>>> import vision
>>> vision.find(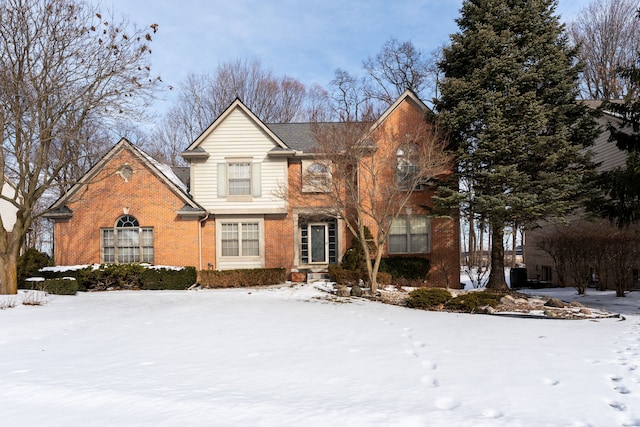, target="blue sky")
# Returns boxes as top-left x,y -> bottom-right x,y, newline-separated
102,0 -> 586,115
